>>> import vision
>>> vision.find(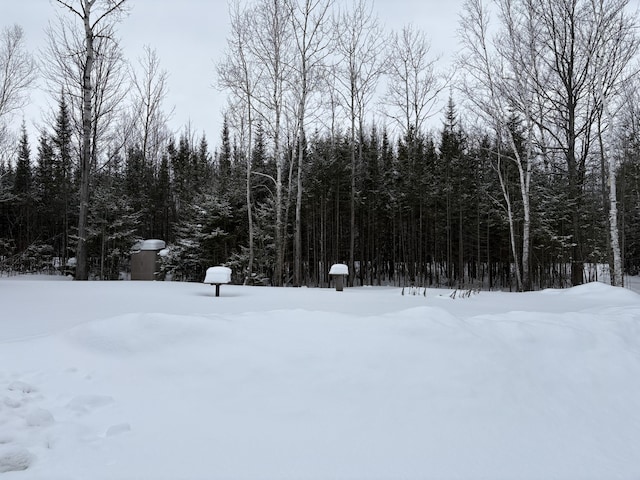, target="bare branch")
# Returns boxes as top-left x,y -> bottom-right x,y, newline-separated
0,25 -> 37,120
